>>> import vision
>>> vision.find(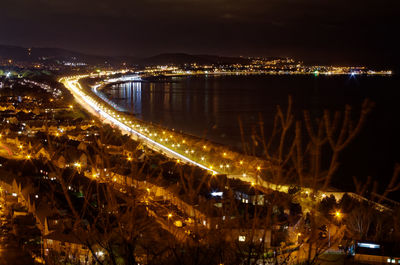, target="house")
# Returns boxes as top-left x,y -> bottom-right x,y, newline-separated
43,230 -> 97,264
353,242 -> 400,264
